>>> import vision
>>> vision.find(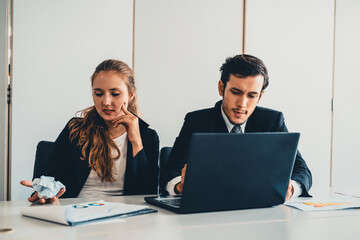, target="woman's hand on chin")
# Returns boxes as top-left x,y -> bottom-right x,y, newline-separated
112,104 -> 143,156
